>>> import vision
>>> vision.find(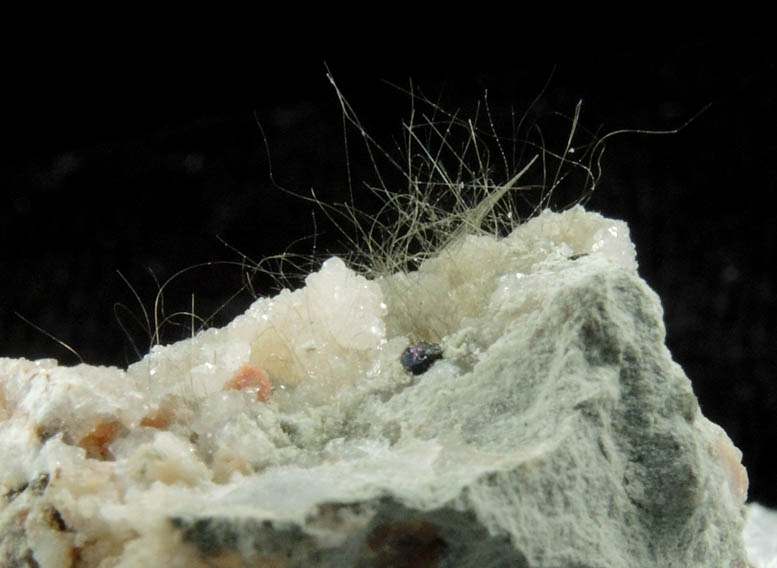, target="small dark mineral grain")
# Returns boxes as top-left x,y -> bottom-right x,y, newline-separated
400,343 -> 443,375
